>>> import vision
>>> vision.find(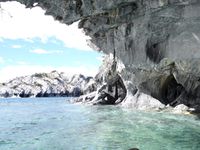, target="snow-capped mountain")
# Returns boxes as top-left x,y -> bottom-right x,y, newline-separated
0,71 -> 97,98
